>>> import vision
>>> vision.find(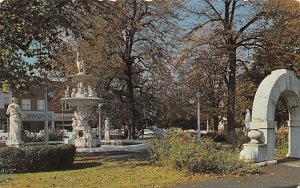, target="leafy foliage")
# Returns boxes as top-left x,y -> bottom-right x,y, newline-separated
0,0 -> 73,90
275,128 -> 288,157
147,130 -> 261,175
